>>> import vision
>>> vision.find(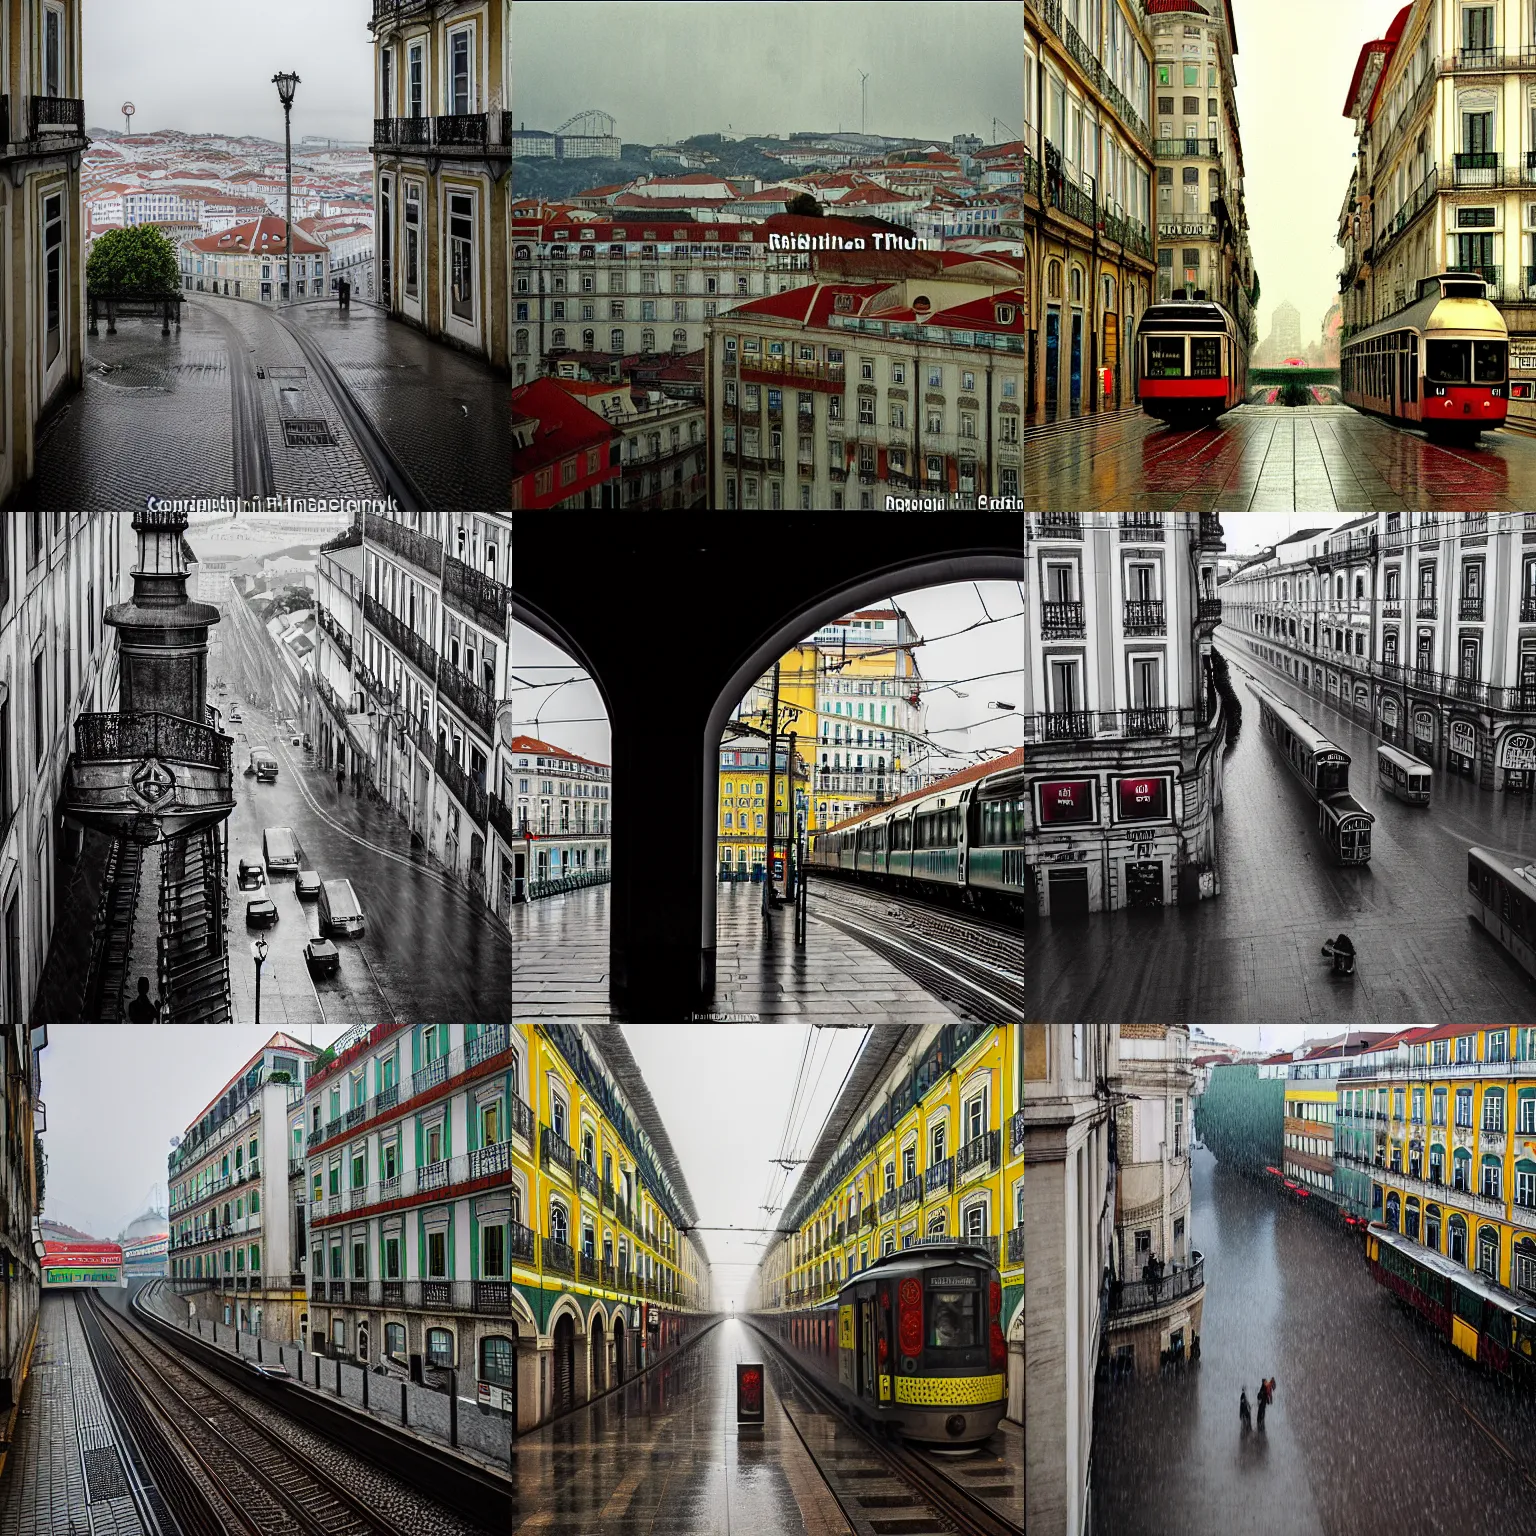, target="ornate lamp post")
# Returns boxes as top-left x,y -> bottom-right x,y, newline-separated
253,936 -> 268,1025
272,73 -> 301,303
